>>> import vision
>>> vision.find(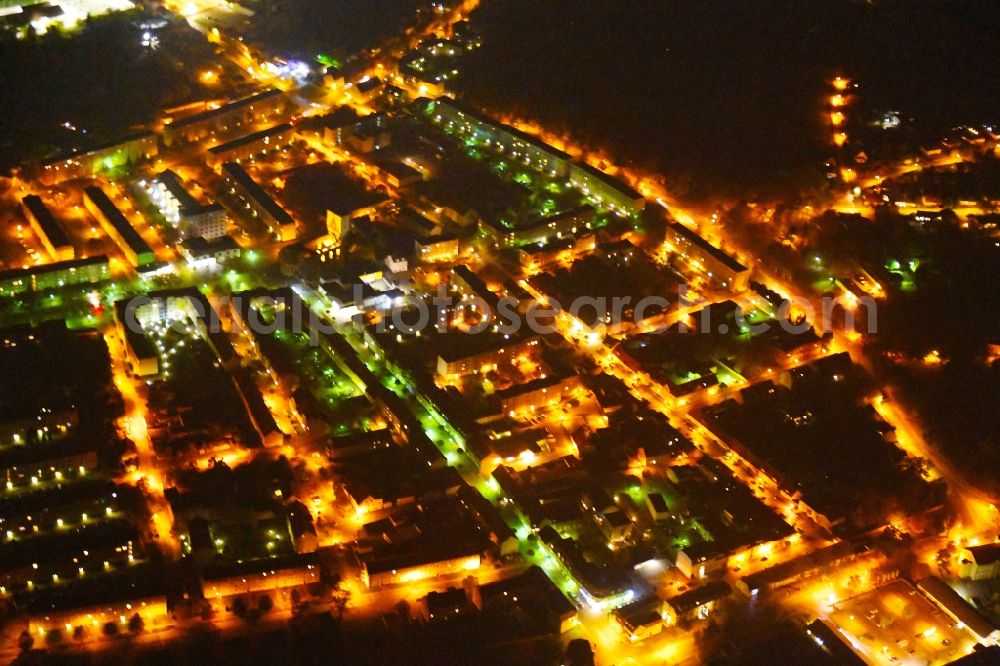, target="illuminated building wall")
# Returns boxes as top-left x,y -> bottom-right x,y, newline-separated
143,171 -> 228,241
203,564 -> 319,598
959,544 -> 1000,581
517,233 -> 597,271
362,553 -> 481,590
28,596 -> 168,638
436,337 -> 539,378
415,234 -> 461,264
428,97 -> 572,177
480,205 -> 595,249
568,162 -> 646,218
220,162 -> 296,241
206,123 -> 295,169
83,187 -> 155,267
22,195 -> 73,262
162,89 -> 288,147
0,256 -> 110,298
39,132 -> 158,185
664,222 -> 749,293
498,374 -> 585,417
